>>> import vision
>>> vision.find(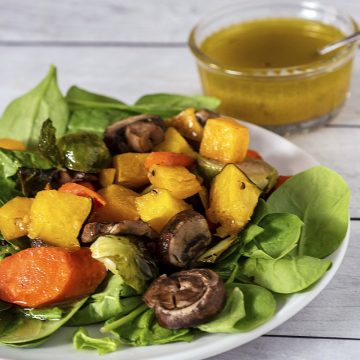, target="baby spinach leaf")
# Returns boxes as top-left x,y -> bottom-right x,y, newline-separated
67,108 -> 134,135
242,255 -> 331,293
198,287 -> 246,333
0,178 -> 21,206
73,327 -> 120,355
267,166 -> 350,258
19,307 -> 63,321
69,274 -> 141,326
135,93 -> 221,112
38,119 -> 61,166
0,65 -> 68,148
0,149 -> 52,179
0,297 -> 87,345
109,308 -> 194,346
244,213 -> 303,259
198,234 -> 238,263
229,283 -> 276,331
66,86 -> 126,109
